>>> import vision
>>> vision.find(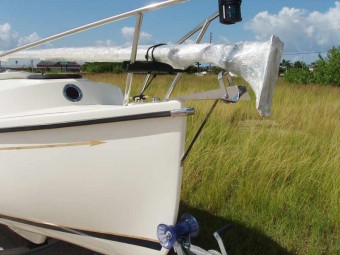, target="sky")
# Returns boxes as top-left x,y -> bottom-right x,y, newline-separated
0,0 -> 339,65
